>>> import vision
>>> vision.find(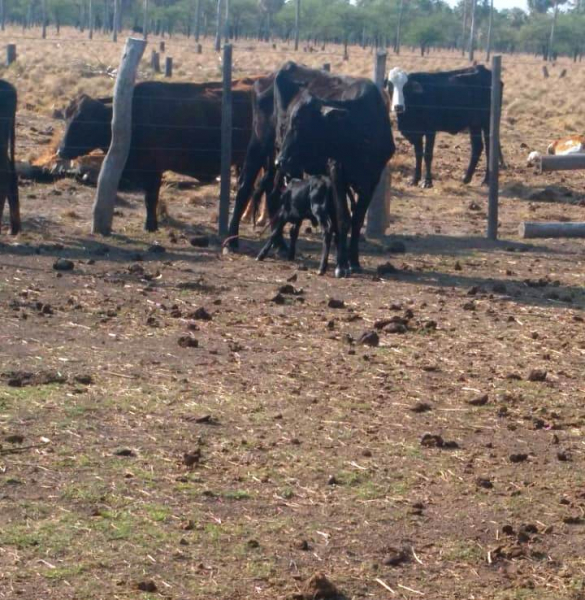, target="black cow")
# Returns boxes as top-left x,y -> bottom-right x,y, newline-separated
226,67 -> 346,252
387,65 -> 503,188
58,78 -> 268,232
276,62 -> 395,278
0,79 -> 19,235
257,175 -> 336,275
